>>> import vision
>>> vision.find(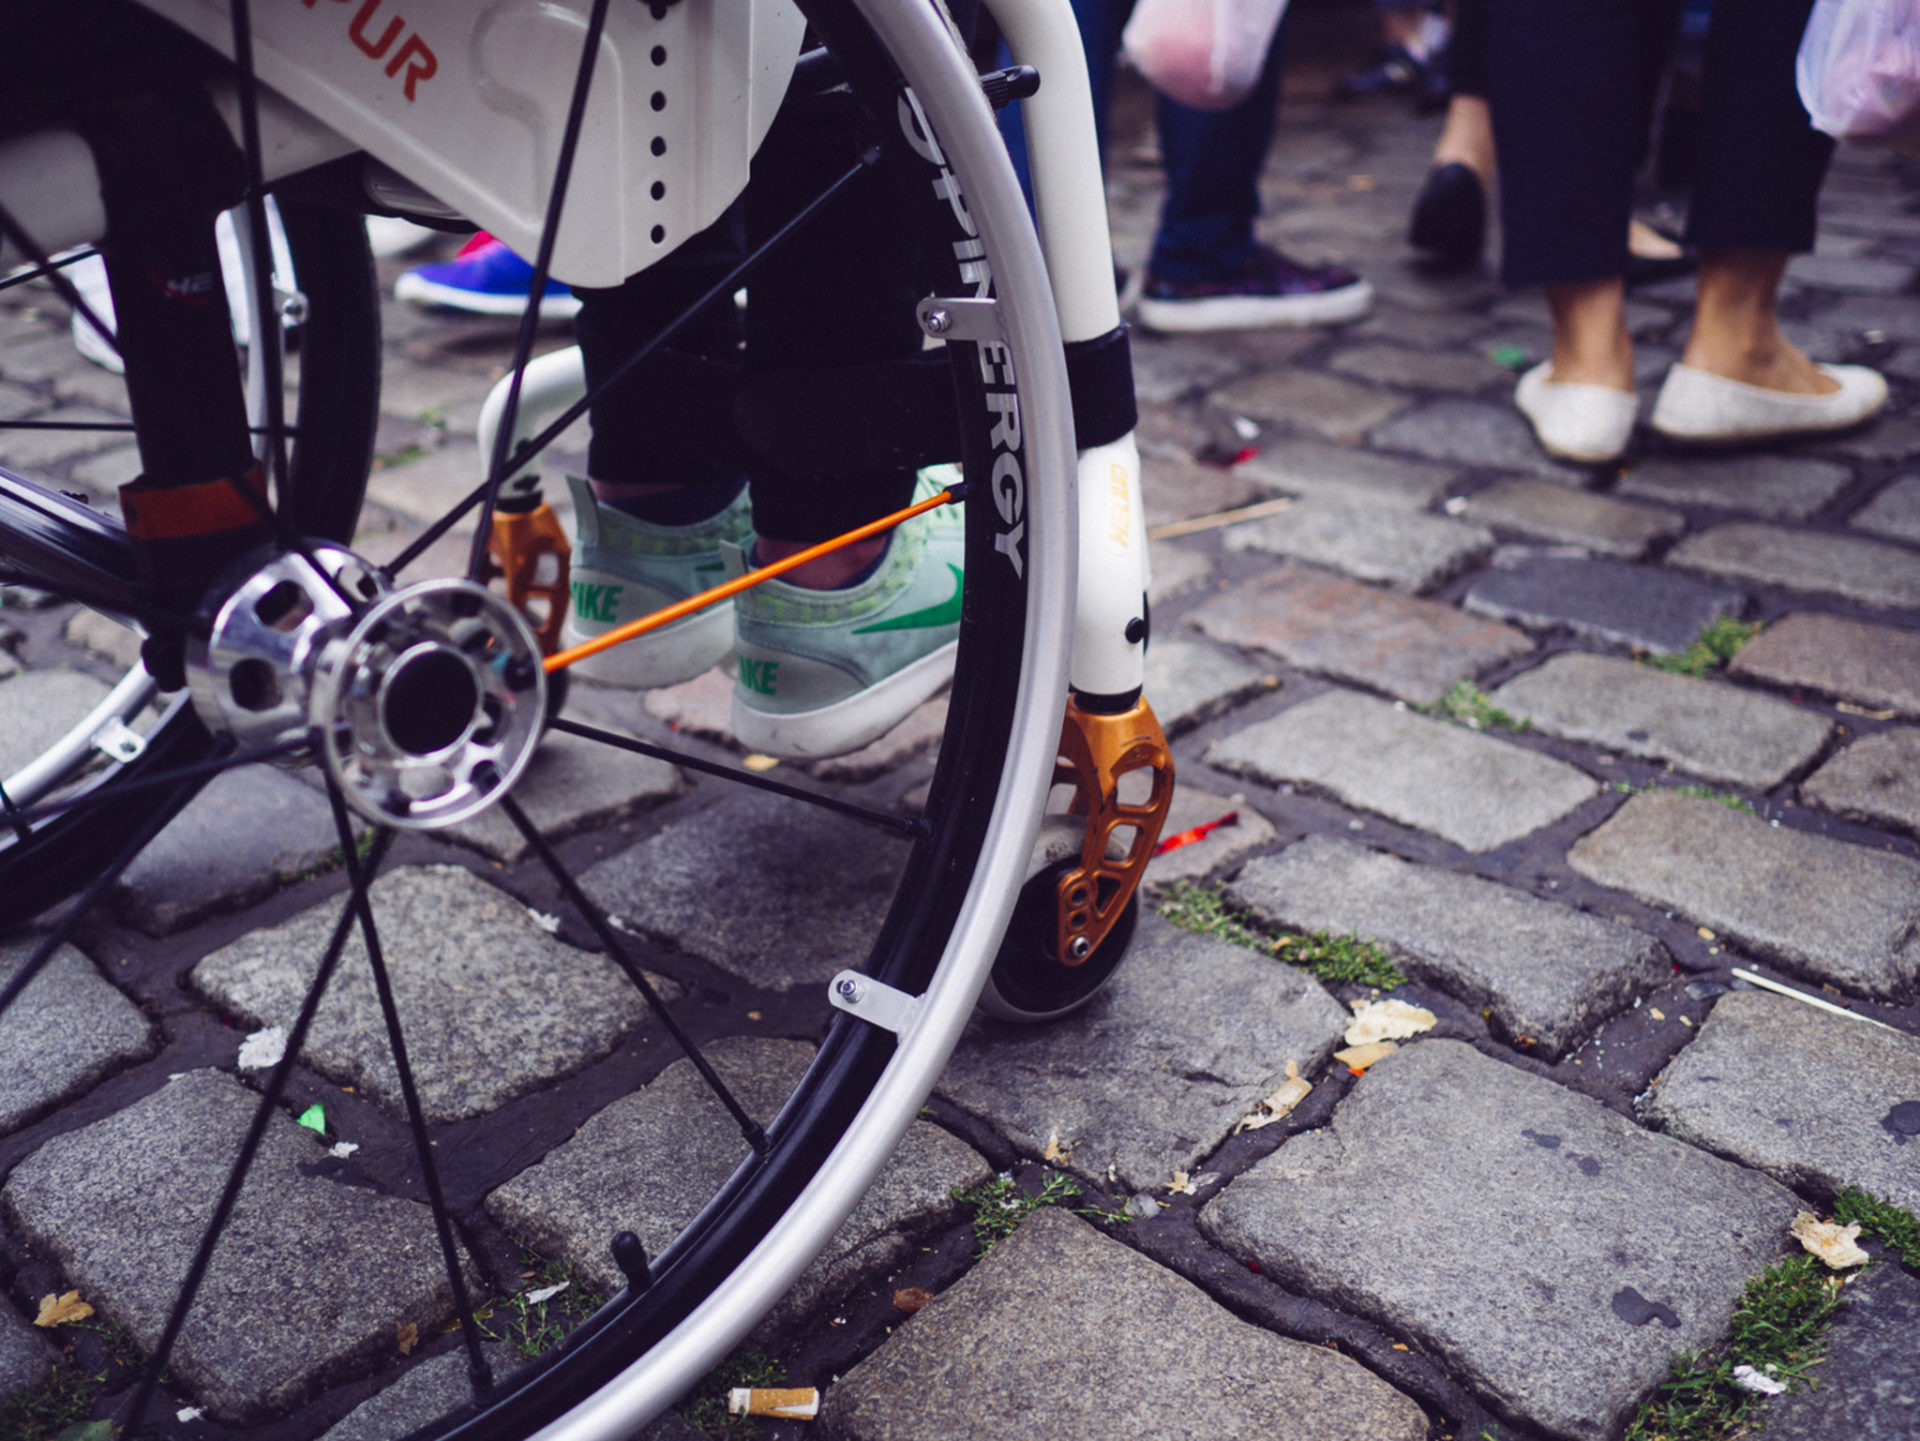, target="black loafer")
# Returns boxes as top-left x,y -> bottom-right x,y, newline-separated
1408,162 -> 1485,270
